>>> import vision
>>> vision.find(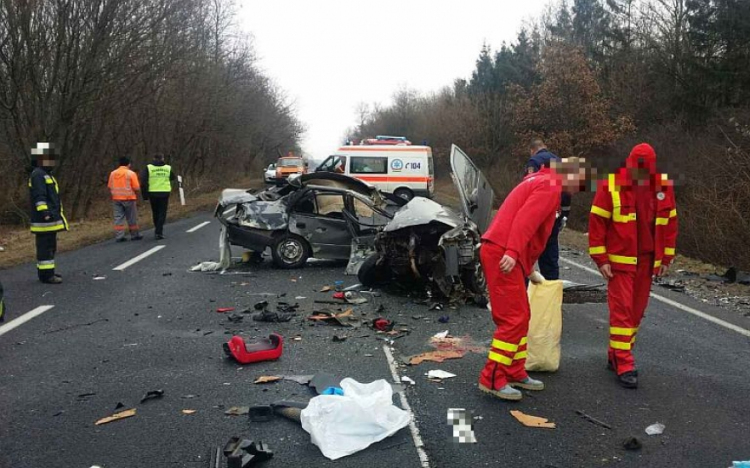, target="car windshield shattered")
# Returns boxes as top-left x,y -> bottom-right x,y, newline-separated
209,146 -> 494,303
